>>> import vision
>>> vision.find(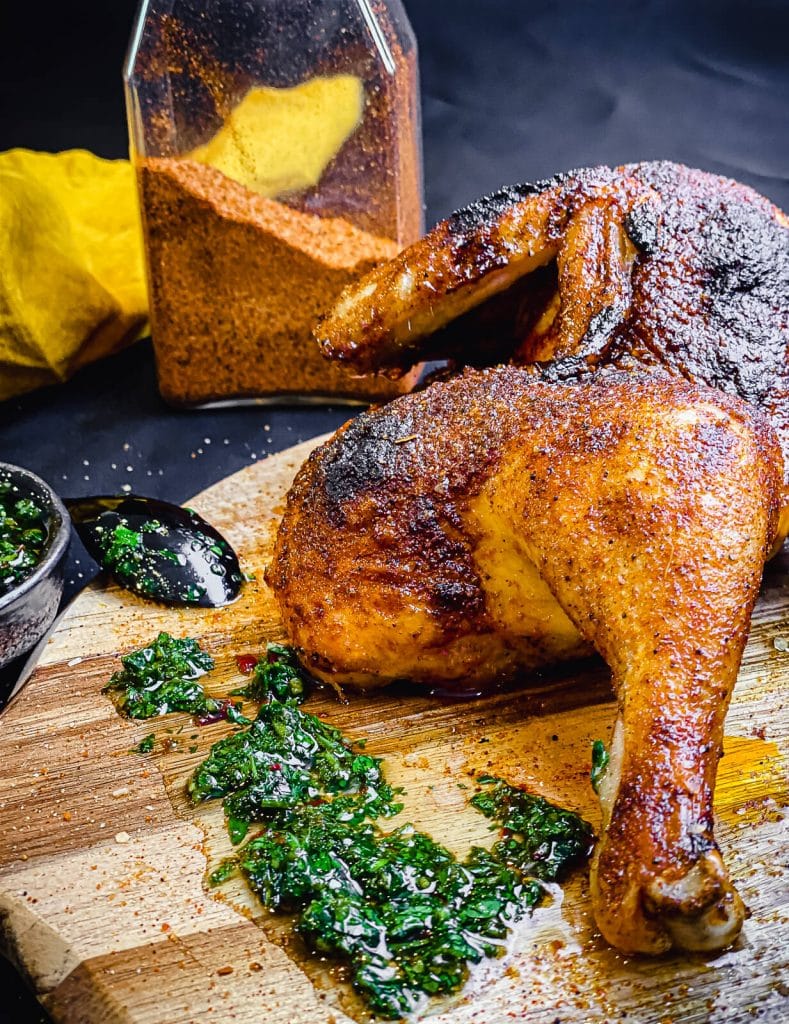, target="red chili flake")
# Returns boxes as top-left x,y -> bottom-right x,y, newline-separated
269,763 -> 281,771
235,654 -> 259,675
